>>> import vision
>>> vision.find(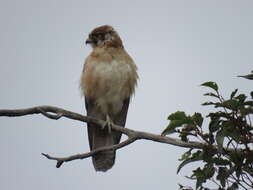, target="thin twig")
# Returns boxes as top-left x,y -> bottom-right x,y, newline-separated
41,137 -> 137,168
230,174 -> 248,190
